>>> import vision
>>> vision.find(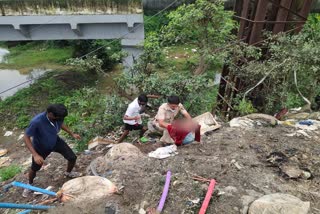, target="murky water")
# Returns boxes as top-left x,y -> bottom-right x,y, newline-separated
0,48 -> 51,99
0,69 -> 49,100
